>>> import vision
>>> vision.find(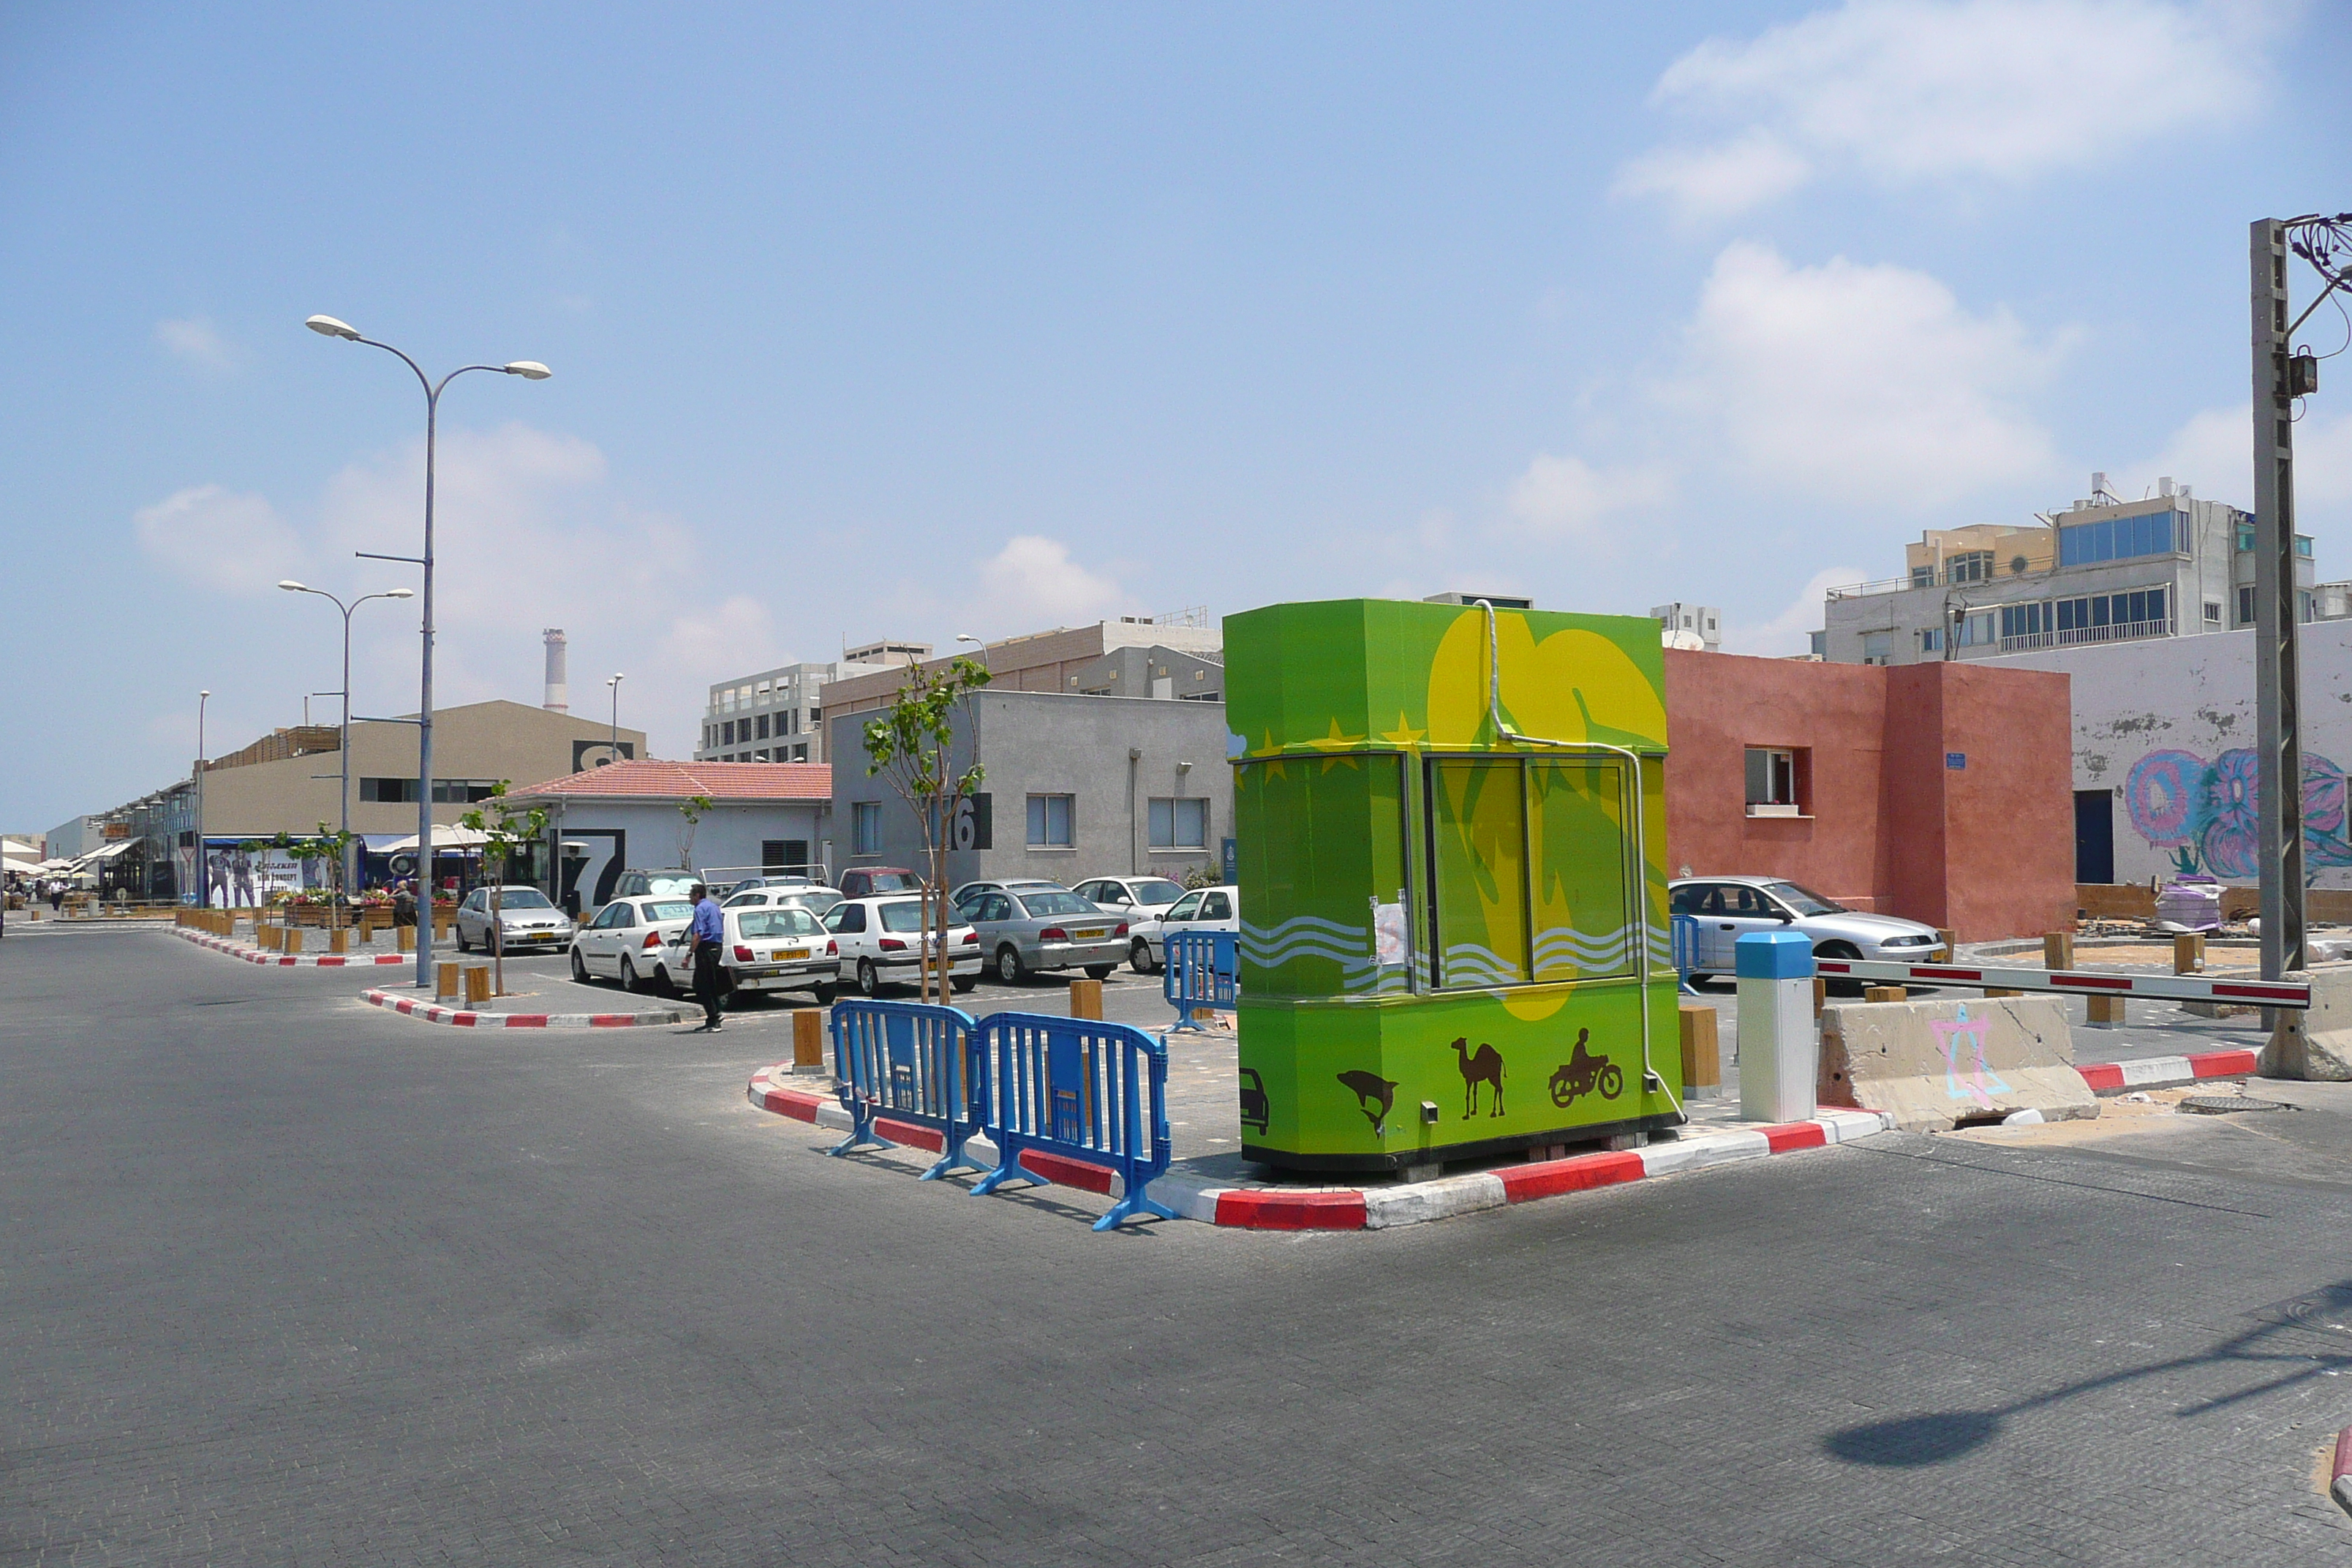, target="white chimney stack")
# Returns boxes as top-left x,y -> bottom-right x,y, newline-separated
543,628 -> 569,712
